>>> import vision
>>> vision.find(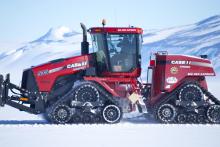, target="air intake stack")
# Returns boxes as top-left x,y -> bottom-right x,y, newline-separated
80,23 -> 89,55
